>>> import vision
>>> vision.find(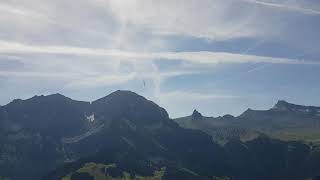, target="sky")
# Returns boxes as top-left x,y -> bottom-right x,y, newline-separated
0,0 -> 320,118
